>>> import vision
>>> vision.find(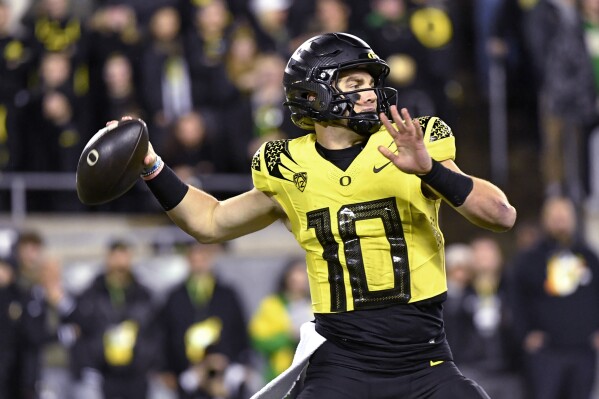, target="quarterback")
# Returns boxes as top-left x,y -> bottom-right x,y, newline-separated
126,33 -> 516,398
